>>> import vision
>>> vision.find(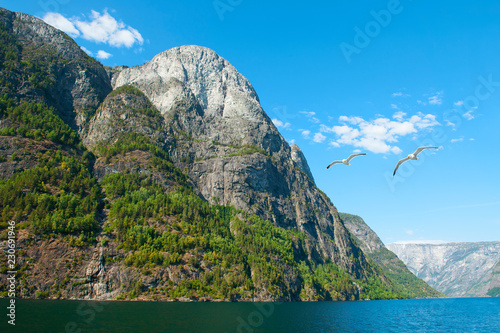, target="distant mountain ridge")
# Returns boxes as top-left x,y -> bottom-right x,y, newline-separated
387,241 -> 500,297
